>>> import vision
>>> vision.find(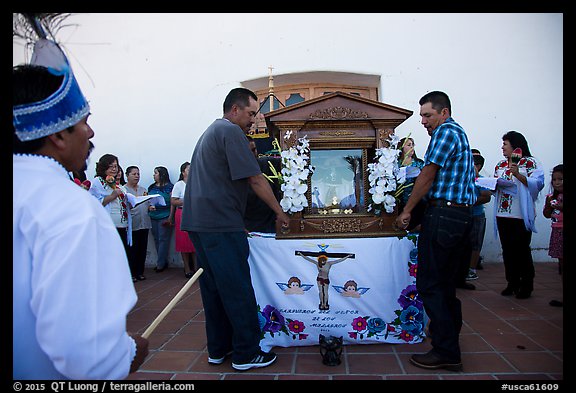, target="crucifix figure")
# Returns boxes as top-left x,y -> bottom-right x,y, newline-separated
296,251 -> 354,310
